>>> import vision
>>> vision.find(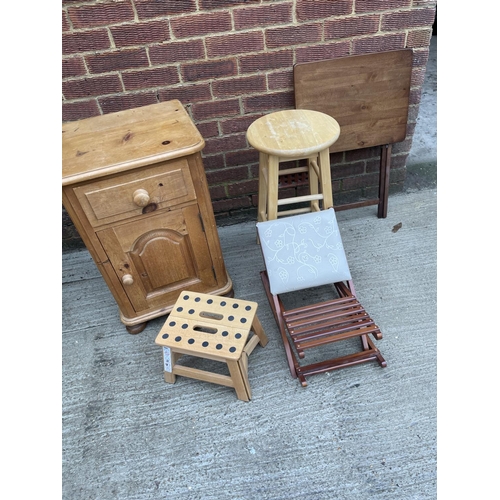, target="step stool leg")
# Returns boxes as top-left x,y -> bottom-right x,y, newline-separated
227,359 -> 251,402
251,315 -> 268,347
163,348 -> 182,384
240,352 -> 251,398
